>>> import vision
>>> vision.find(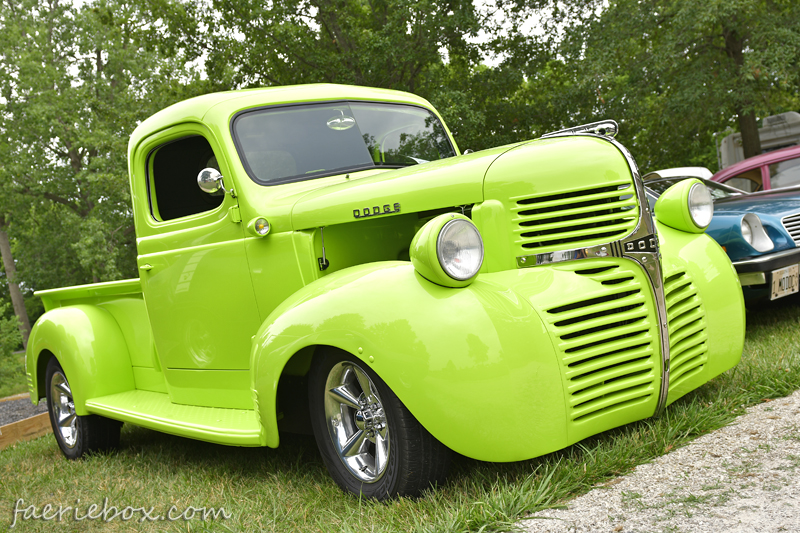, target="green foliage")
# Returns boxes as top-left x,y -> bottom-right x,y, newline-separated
207,0 -> 485,92
0,302 -> 24,398
0,0 -> 210,289
532,0 -> 800,170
